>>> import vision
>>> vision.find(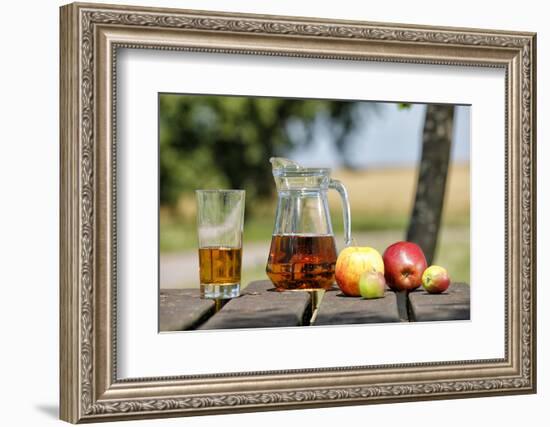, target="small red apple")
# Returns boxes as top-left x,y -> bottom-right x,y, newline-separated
422,265 -> 451,294
382,241 -> 427,291
359,271 -> 386,299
